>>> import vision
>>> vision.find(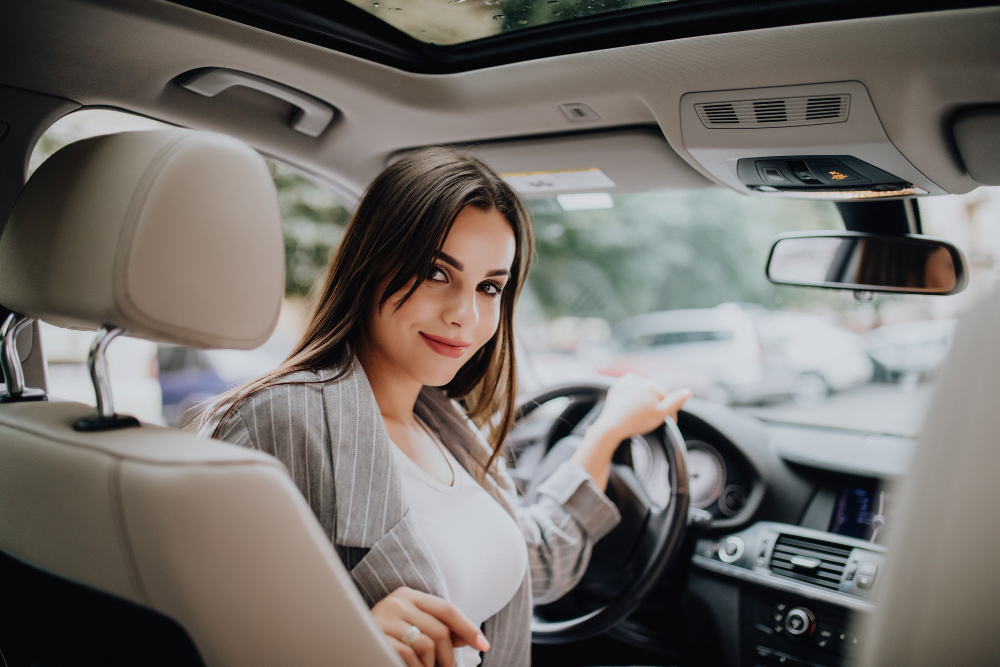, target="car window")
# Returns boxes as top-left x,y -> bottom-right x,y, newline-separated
516,186 -> 1000,437
31,109 -> 352,426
